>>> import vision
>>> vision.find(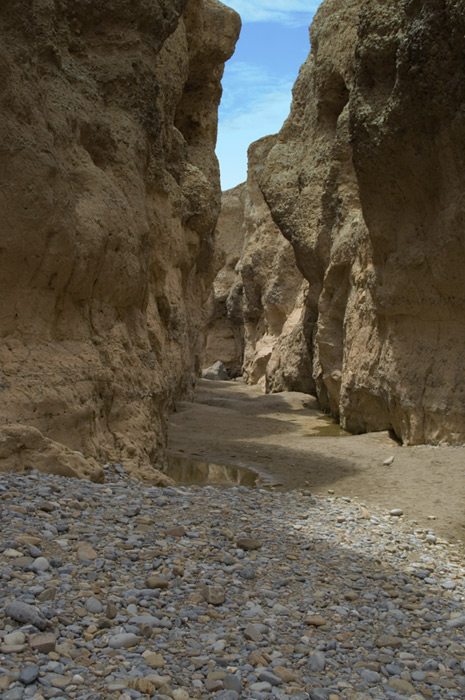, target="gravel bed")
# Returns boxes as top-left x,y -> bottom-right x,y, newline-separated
1,466 -> 464,700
